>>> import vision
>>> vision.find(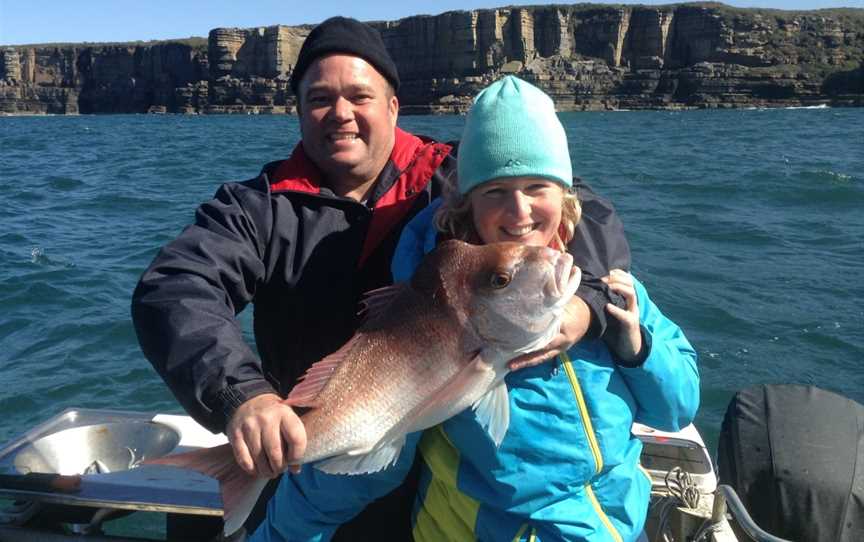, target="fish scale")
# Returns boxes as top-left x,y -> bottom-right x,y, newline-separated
299,303 -> 470,461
